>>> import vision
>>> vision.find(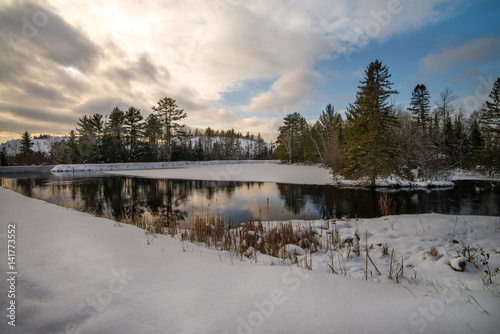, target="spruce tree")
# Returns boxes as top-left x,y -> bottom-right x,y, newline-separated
408,84 -> 431,131
0,147 -> 8,166
20,130 -> 34,155
482,77 -> 500,133
344,60 -> 399,185
481,77 -> 500,170
469,119 -> 484,167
